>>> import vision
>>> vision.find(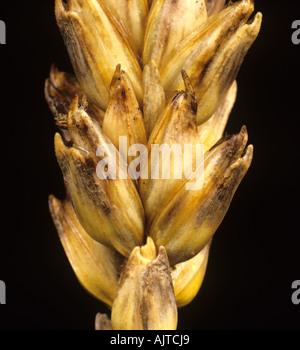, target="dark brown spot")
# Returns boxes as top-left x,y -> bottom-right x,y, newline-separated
101,201 -> 112,216
84,157 -> 96,170
121,88 -> 126,99
216,44 -> 248,96
196,56 -> 213,86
